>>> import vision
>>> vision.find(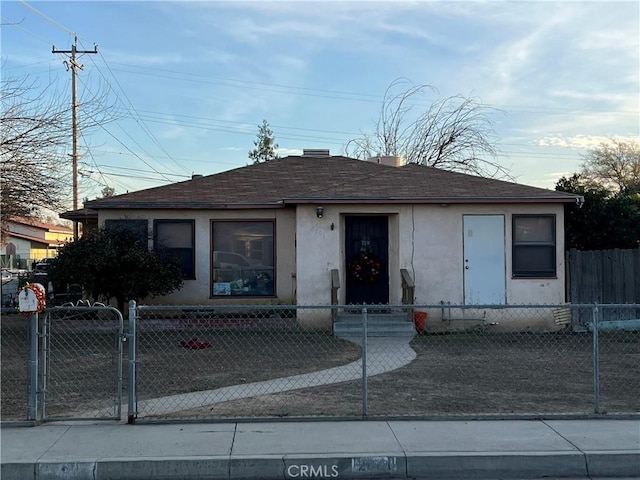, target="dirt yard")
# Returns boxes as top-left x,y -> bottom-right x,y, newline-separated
161,330 -> 640,419
2,312 -> 638,421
